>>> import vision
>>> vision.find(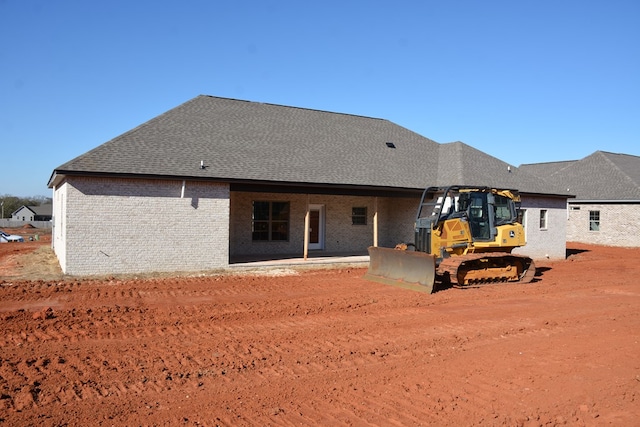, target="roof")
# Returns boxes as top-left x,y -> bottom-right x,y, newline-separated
521,151 -> 640,201
30,204 -> 52,216
516,159 -> 576,178
50,95 -> 570,197
437,142 -> 567,195
11,204 -> 52,217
